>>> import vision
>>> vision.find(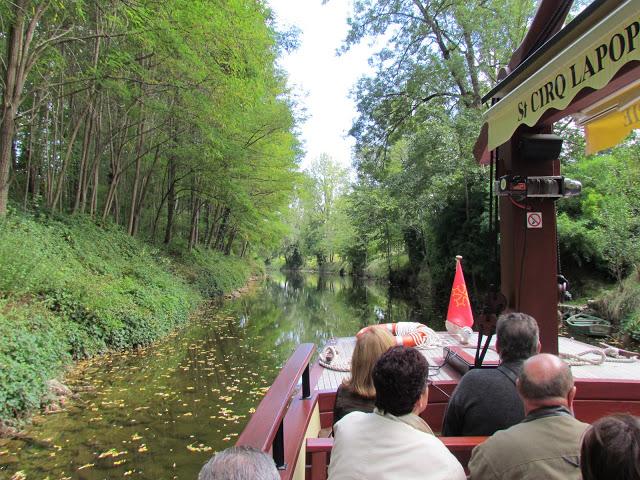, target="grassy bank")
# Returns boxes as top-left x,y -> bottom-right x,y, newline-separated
595,272 -> 640,341
0,210 -> 254,422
